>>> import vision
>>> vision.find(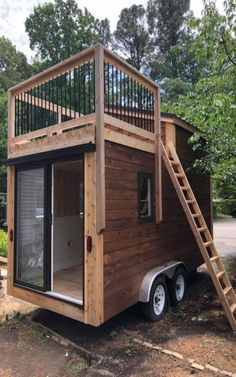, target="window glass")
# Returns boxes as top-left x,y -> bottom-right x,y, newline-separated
138,173 -> 153,222
16,168 -> 45,287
